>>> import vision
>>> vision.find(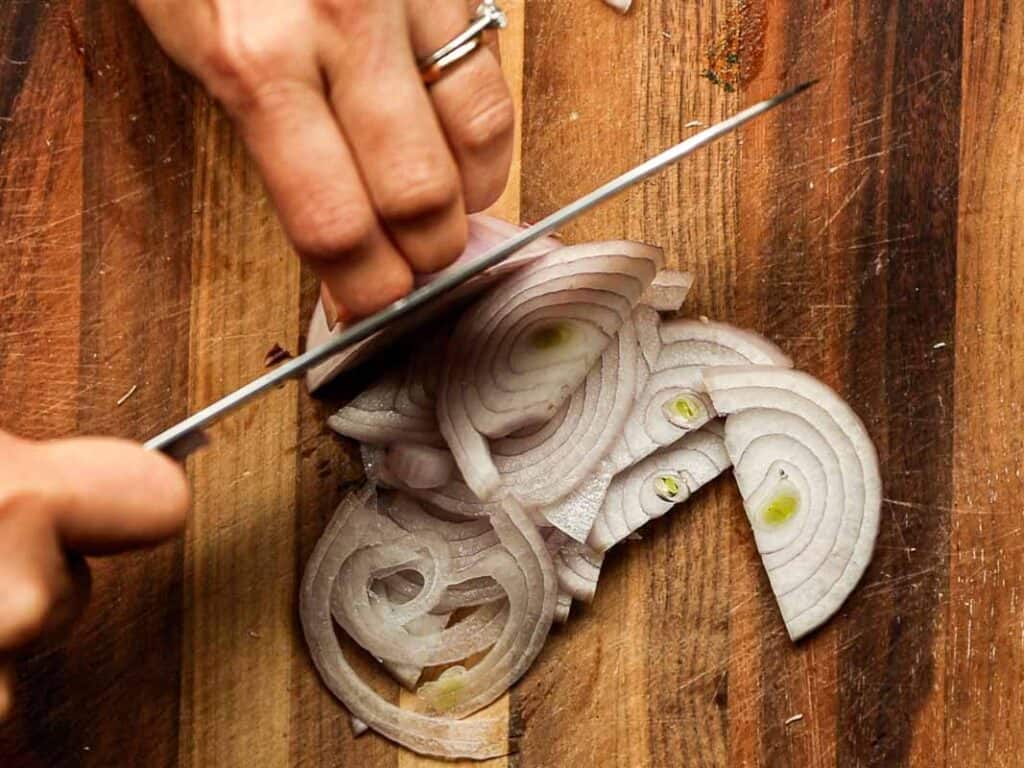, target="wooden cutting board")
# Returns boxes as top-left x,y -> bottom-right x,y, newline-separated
1,1 -> 1022,766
